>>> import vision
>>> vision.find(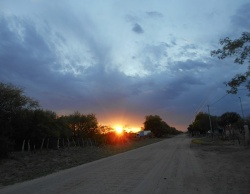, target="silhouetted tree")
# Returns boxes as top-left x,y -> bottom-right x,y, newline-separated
211,32 -> 250,94
64,112 -> 99,139
188,112 -> 218,135
218,112 -> 241,127
0,82 -> 38,158
144,115 -> 171,137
